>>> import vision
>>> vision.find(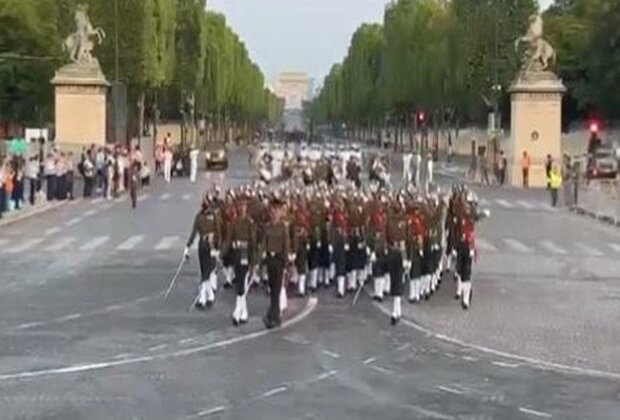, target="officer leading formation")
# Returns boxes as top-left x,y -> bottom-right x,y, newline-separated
183,155 -> 489,329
